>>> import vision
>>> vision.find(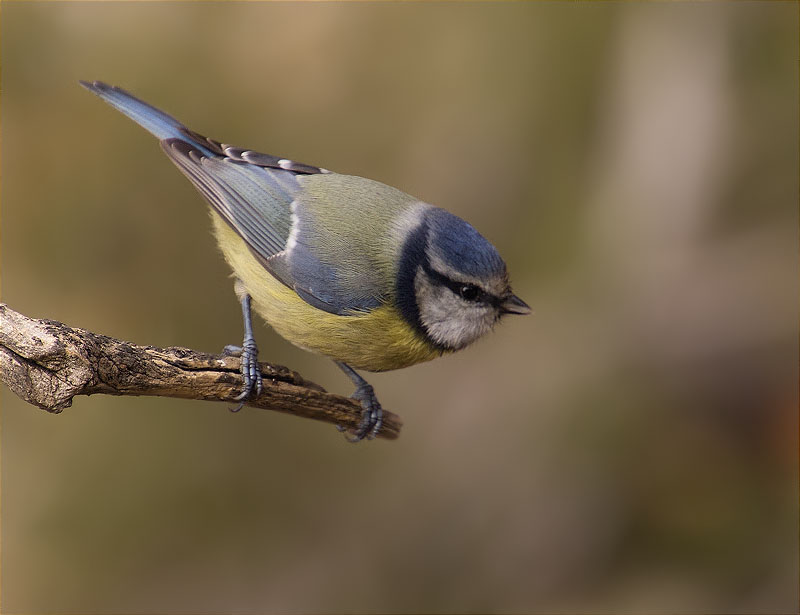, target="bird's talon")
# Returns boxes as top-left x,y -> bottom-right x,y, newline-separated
342,383 -> 383,443
226,335 -> 262,411
368,412 -> 383,440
